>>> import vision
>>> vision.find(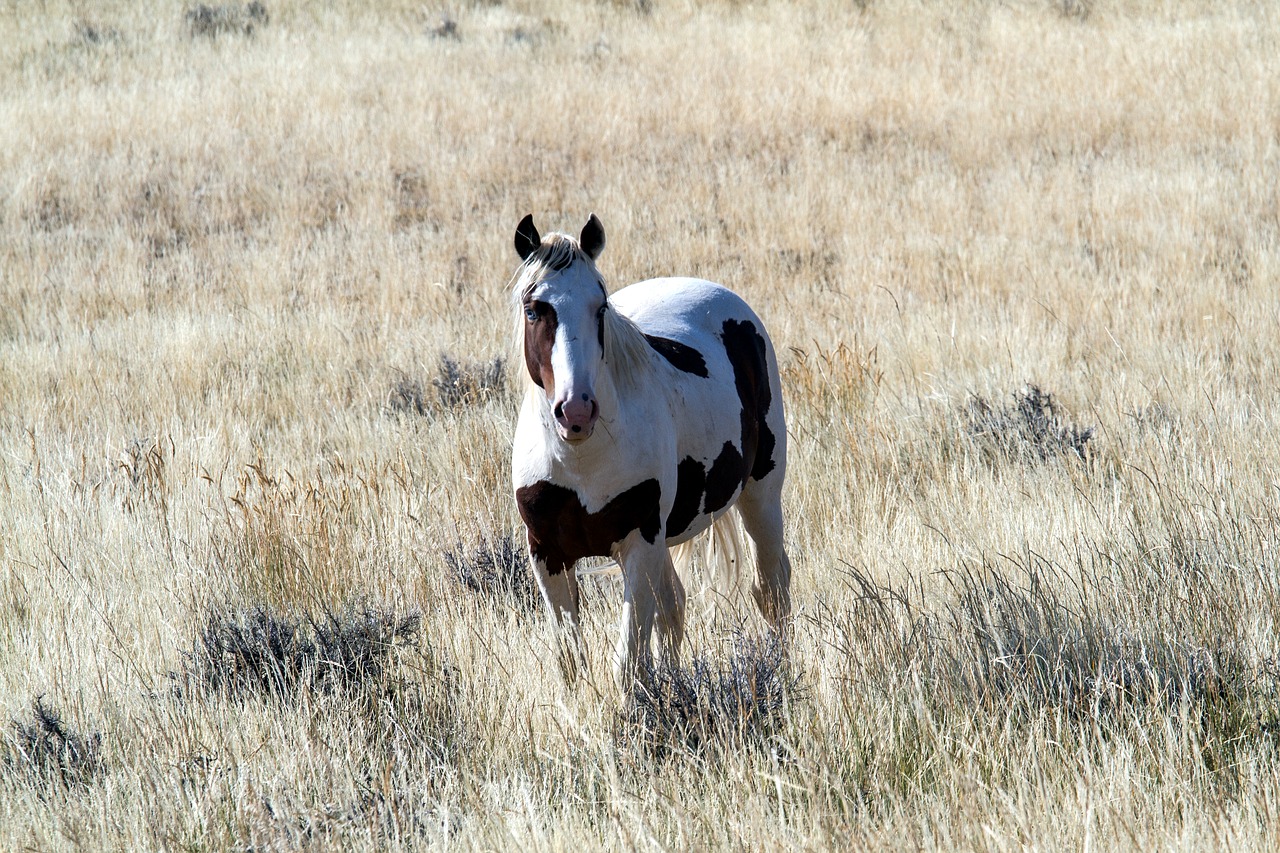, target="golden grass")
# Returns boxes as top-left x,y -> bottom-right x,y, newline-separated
2,0 -> 1279,848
